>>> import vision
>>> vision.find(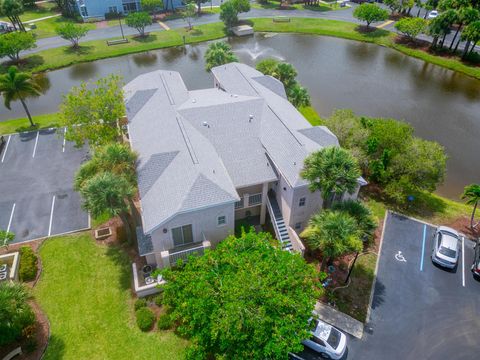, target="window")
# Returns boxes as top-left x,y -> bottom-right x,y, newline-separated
299,197 -> 306,207
172,225 -> 193,247
80,6 -> 88,17
217,215 -> 226,226
123,2 -> 138,12
108,6 -> 118,13
294,222 -> 302,230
